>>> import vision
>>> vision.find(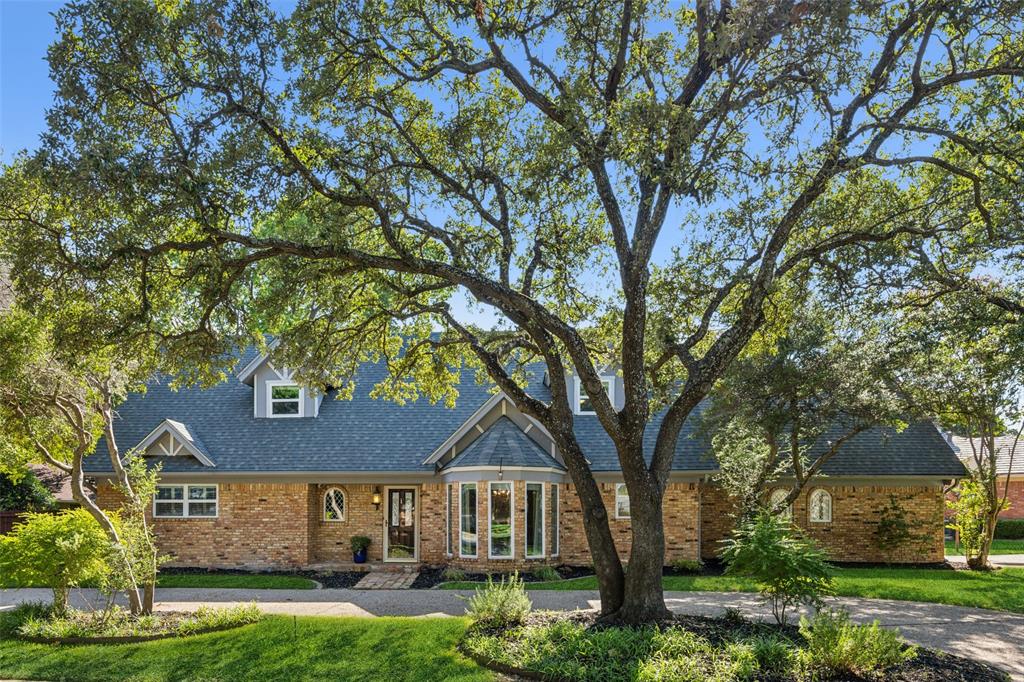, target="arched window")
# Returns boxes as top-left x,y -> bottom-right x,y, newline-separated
769,488 -> 792,521
324,487 -> 346,522
809,489 -> 832,523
